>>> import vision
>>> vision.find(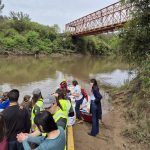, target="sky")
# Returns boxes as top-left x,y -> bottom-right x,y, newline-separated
2,0 -> 118,31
